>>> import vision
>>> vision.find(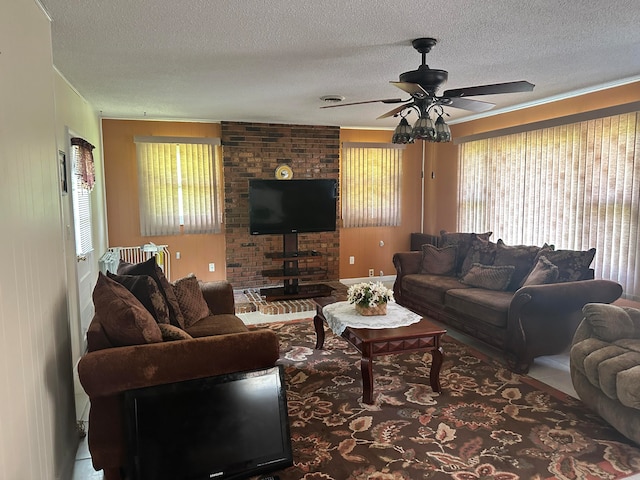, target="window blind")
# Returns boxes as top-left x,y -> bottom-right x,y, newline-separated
71,143 -> 93,255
